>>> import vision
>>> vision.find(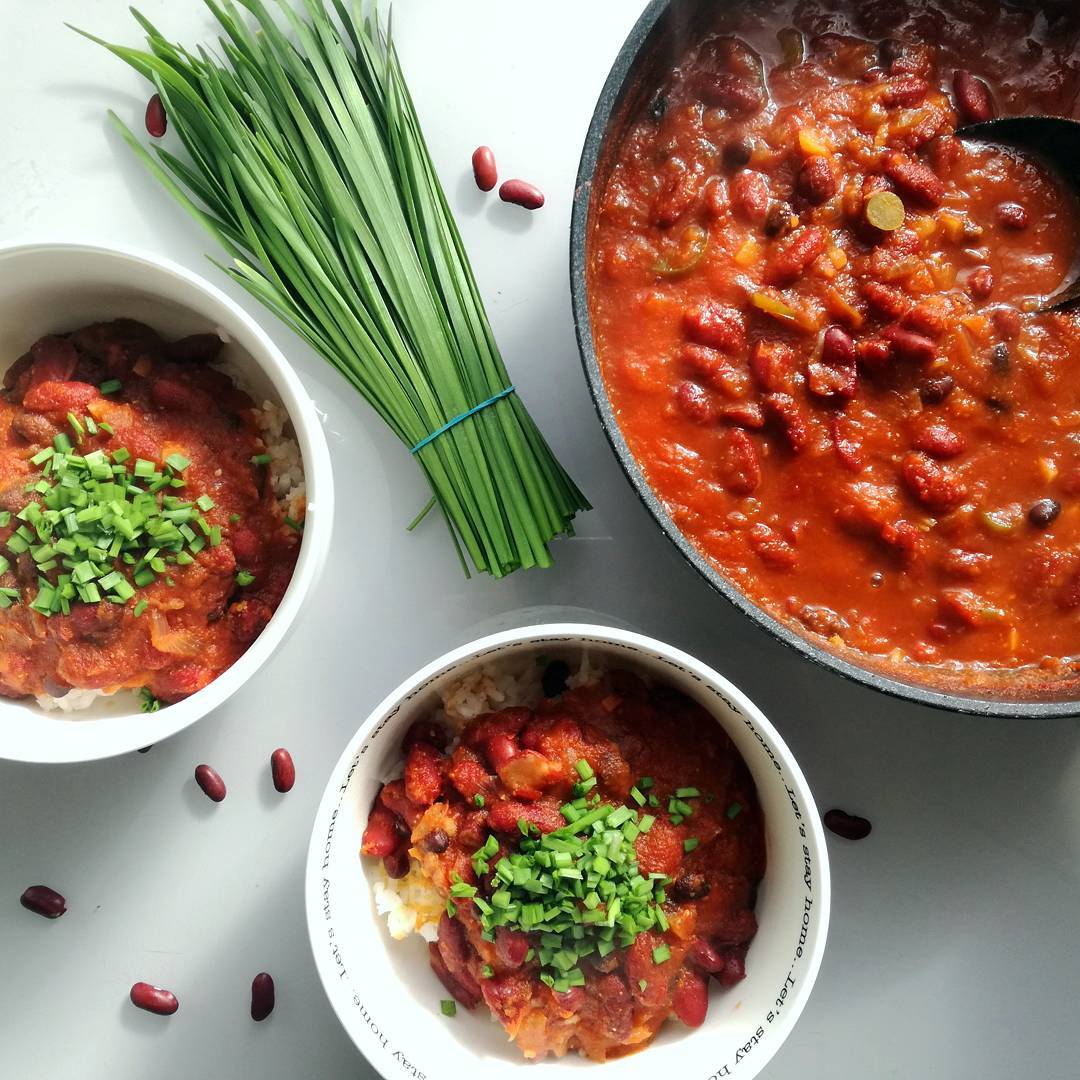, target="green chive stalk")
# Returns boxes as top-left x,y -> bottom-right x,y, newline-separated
74,0 -> 588,578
